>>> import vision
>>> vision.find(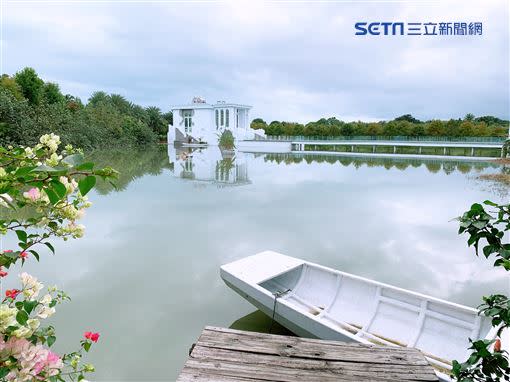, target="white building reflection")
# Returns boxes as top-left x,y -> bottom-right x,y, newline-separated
168,145 -> 250,187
